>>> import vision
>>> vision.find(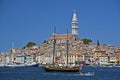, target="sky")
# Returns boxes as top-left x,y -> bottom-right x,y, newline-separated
0,0 -> 120,52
